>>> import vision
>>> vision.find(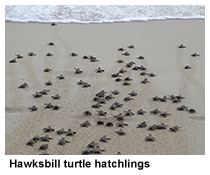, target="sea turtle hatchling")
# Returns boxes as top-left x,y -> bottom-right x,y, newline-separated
39,89 -> 50,95
82,82 -> 91,88
152,95 -> 160,101
115,78 -> 123,82
81,148 -> 93,155
124,109 -> 134,116
99,135 -> 111,143
51,22 -> 57,26
9,59 -> 17,63
116,59 -> 124,63
105,94 -> 115,100
137,121 -> 147,128
95,90 -> 107,98
66,129 -> 76,136
169,125 -> 181,133
97,121 -> 104,125
124,96 -> 134,101
43,68 -> 52,72
58,138 -> 70,146
123,81 -> 131,86
95,67 -> 105,73
132,66 -> 141,70
148,73 -> 156,77
46,52 -> 53,56
77,80 -> 86,85
52,105 -> 61,110
44,103 -> 54,109
159,96 -> 167,102
92,146 -> 105,154
116,121 -> 128,128
18,82 -> 28,89
145,134 -> 155,142
137,109 -> 147,115
15,54 -> 23,58
128,91 -> 138,96
97,110 -> 107,116
159,112 -> 171,117
191,53 -> 200,57
105,122 -> 114,127
28,105 -> 38,111
89,55 -> 99,62
92,103 -> 102,108
187,108 -> 196,113
26,139 -> 35,146
184,65 -> 192,69
110,104 -> 117,110
40,135 -> 53,142
137,56 -> 144,60
177,105 -> 188,111
39,144 -> 48,150
111,72 -> 121,78
127,45 -> 134,48
57,128 -> 67,135
115,129 -> 126,136
122,51 -> 130,56
156,123 -> 168,129
47,42 -> 54,46
87,141 -> 98,148
27,52 -> 36,56
32,92 -> 42,98
141,78 -> 150,84
126,61 -> 135,68
32,135 -> 41,143
113,101 -> 123,108
83,110 -> 92,115
43,126 -> 55,133
140,71 -> 148,76
118,68 -> 127,73
150,109 -> 162,115
70,52 -> 77,57
124,77 -> 133,81
114,113 -> 124,121
178,44 -> 186,48
111,90 -> 120,95
139,65 -> 147,71
51,94 -> 60,100
147,124 -> 157,131
80,121 -> 91,127
118,47 -> 125,51
74,68 -> 83,74
45,81 -> 52,86
56,74 -> 65,79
